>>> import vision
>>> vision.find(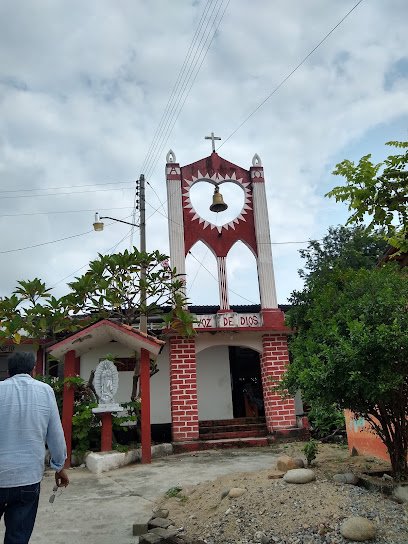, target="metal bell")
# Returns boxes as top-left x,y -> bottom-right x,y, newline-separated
210,186 -> 228,213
